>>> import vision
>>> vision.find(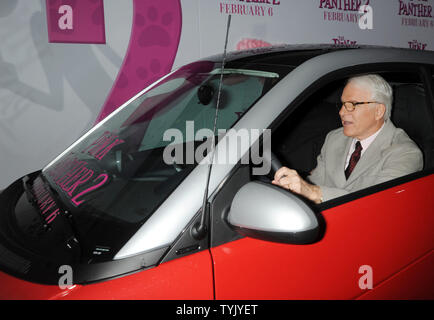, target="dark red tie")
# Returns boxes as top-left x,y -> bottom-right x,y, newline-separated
345,141 -> 362,179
